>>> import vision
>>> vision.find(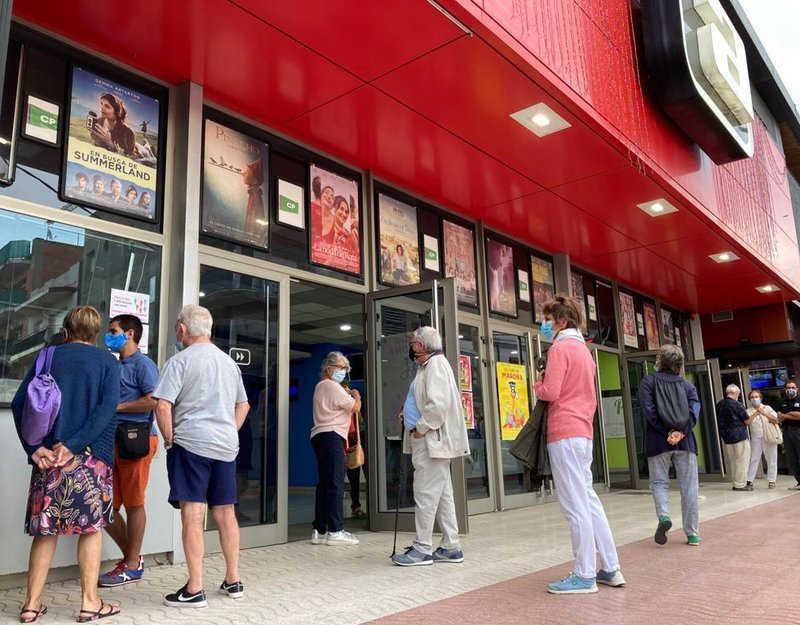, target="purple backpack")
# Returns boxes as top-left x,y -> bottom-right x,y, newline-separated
21,346 -> 62,446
